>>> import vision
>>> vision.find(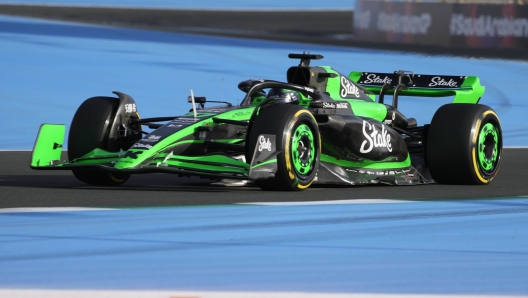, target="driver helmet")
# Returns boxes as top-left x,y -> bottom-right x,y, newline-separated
267,88 -> 300,103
